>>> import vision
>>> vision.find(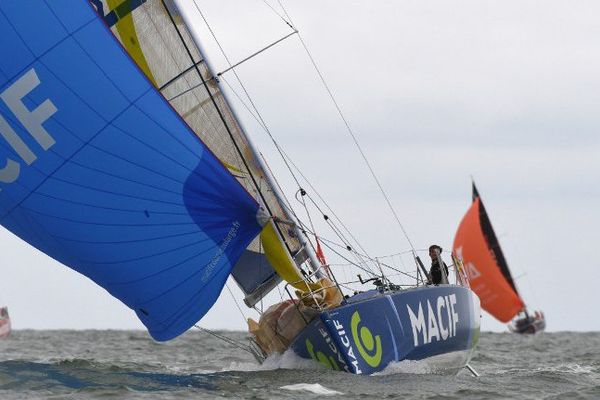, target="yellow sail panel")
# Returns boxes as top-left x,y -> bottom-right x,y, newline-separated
106,0 -> 158,87
261,222 -> 320,292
